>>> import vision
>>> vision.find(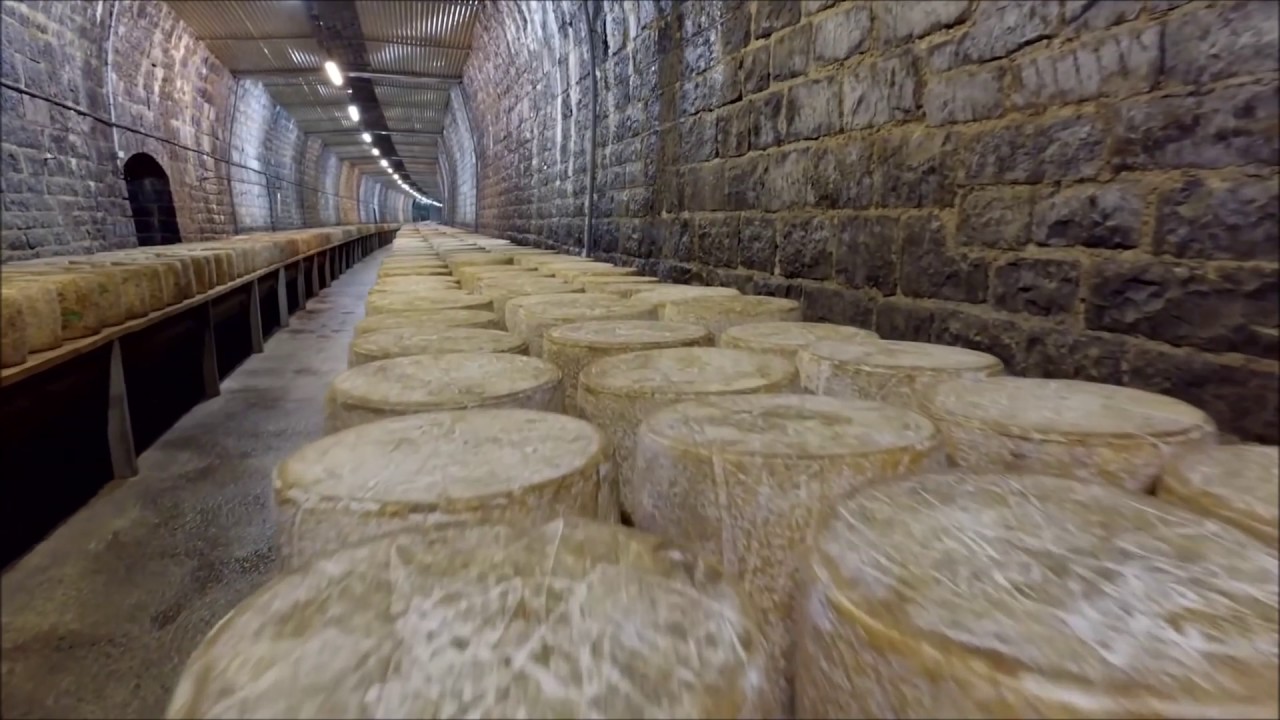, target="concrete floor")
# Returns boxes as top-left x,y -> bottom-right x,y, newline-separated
1,251 -> 383,719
